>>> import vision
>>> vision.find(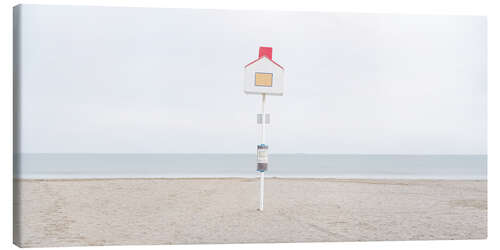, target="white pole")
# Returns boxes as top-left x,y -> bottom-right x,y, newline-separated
261,94 -> 266,145
259,94 -> 266,211
260,171 -> 264,211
